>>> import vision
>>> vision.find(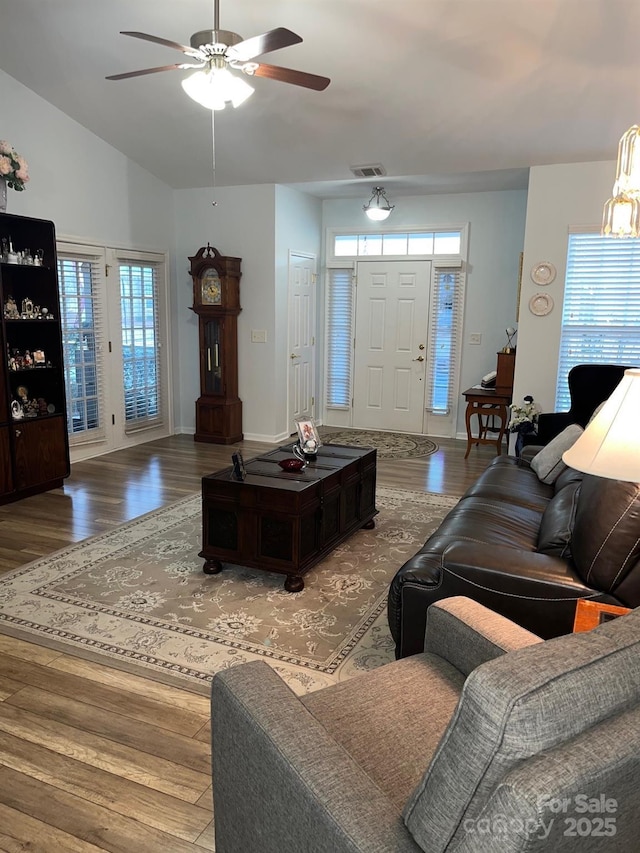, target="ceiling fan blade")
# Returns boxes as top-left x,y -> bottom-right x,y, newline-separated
106,63 -> 200,81
250,62 -> 330,91
120,31 -> 203,59
227,27 -> 302,62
